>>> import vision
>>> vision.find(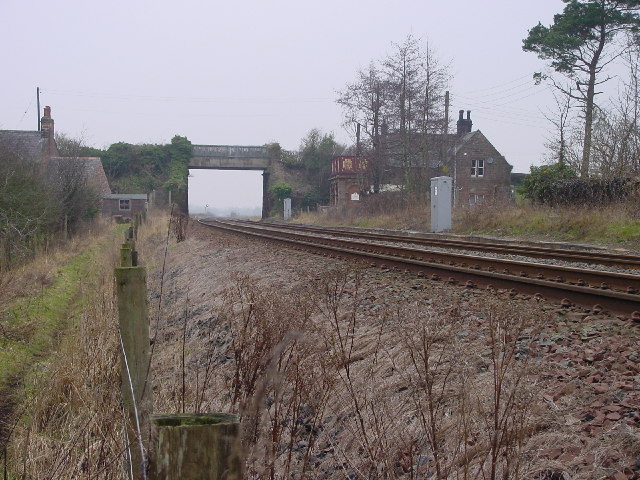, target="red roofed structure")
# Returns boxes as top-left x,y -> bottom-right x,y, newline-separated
329,155 -> 369,206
